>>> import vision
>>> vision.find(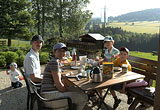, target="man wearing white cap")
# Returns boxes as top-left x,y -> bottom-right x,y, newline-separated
24,35 -> 43,83
104,36 -> 120,62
